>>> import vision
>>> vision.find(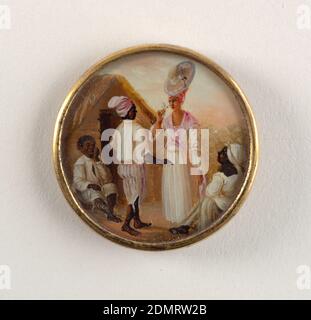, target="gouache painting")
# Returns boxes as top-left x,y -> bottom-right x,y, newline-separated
55,46 -> 256,249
